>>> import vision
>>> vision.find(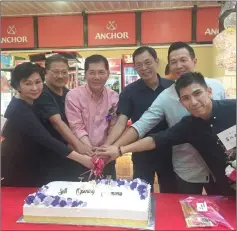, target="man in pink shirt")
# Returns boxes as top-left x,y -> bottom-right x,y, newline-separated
65,55 -> 119,178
